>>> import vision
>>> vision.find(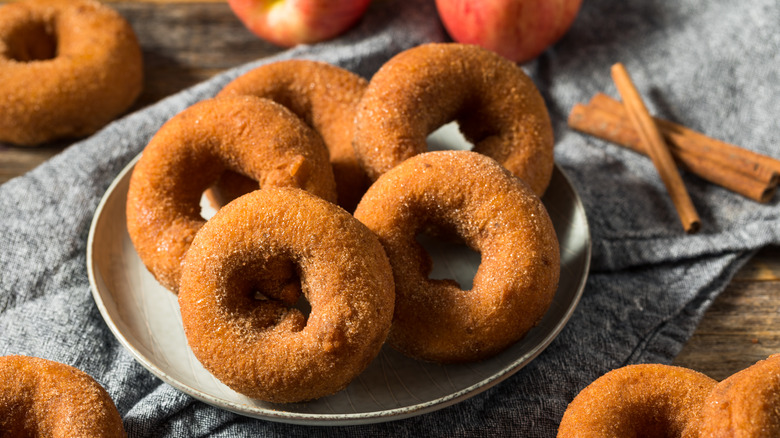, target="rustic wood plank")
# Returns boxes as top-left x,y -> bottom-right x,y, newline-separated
733,246 -> 780,281
673,276 -> 780,380
0,144 -> 63,184
116,2 -> 282,109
